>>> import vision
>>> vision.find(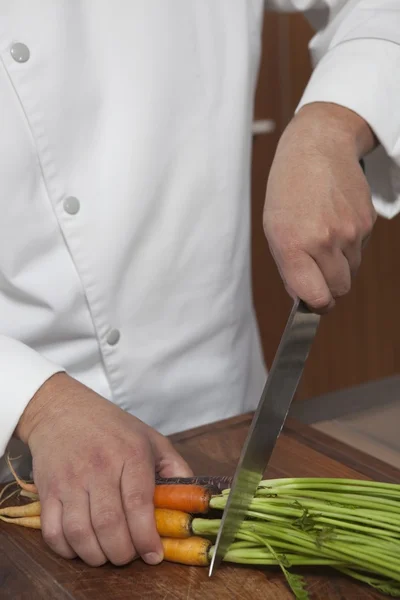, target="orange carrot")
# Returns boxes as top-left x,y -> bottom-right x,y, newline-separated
0,515 -> 41,529
161,536 -> 211,566
6,455 -> 38,495
154,484 -> 211,514
0,501 -> 41,518
154,508 -> 192,538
